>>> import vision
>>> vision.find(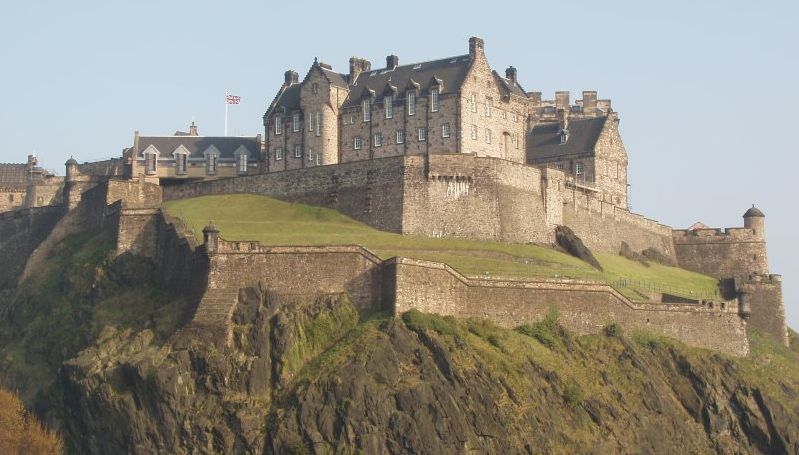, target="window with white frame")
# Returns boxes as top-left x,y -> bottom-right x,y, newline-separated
407,91 -> 416,115
485,97 -> 493,117
431,90 -> 439,112
470,92 -> 477,112
373,132 -> 383,147
354,136 -> 362,149
145,151 -> 157,174
385,95 -> 394,119
175,152 -> 188,174
513,133 -> 519,149
308,148 -> 315,162
274,147 -> 283,161
315,111 -> 322,137
417,127 -> 426,141
274,116 -> 283,135
485,129 -> 492,144
294,144 -> 302,158
470,124 -> 477,140
308,112 -> 314,131
396,129 -> 405,144
362,99 -> 371,122
292,113 -> 300,132
442,123 -> 451,138
238,153 -> 249,173
575,161 -> 584,175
